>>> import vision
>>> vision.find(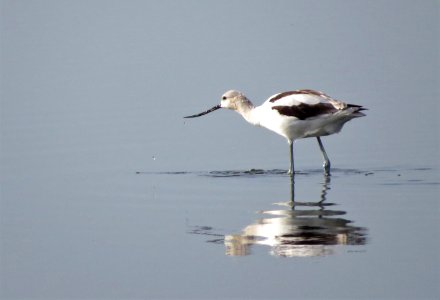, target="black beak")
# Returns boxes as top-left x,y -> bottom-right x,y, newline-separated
184,104 -> 221,118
